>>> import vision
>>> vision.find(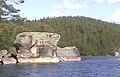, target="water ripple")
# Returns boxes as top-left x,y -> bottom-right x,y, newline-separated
1,56 -> 120,77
